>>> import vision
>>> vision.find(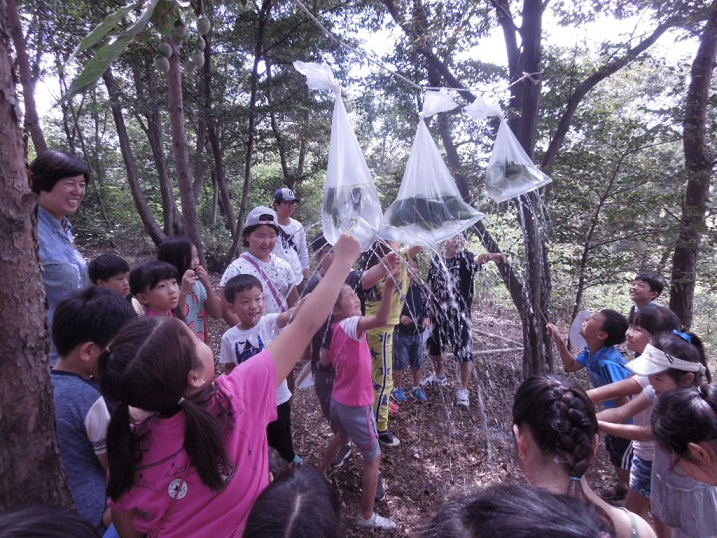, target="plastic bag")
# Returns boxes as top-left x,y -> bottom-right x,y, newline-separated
464,95 -> 502,121
485,119 -> 552,203
380,111 -> 485,246
294,61 -> 382,251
